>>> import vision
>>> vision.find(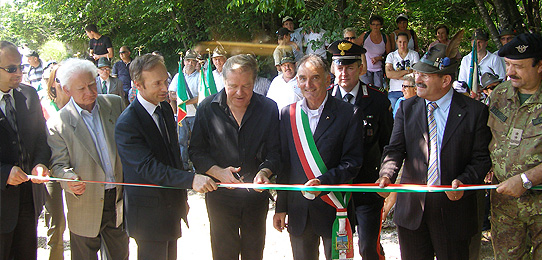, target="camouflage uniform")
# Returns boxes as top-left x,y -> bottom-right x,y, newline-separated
488,80 -> 542,260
